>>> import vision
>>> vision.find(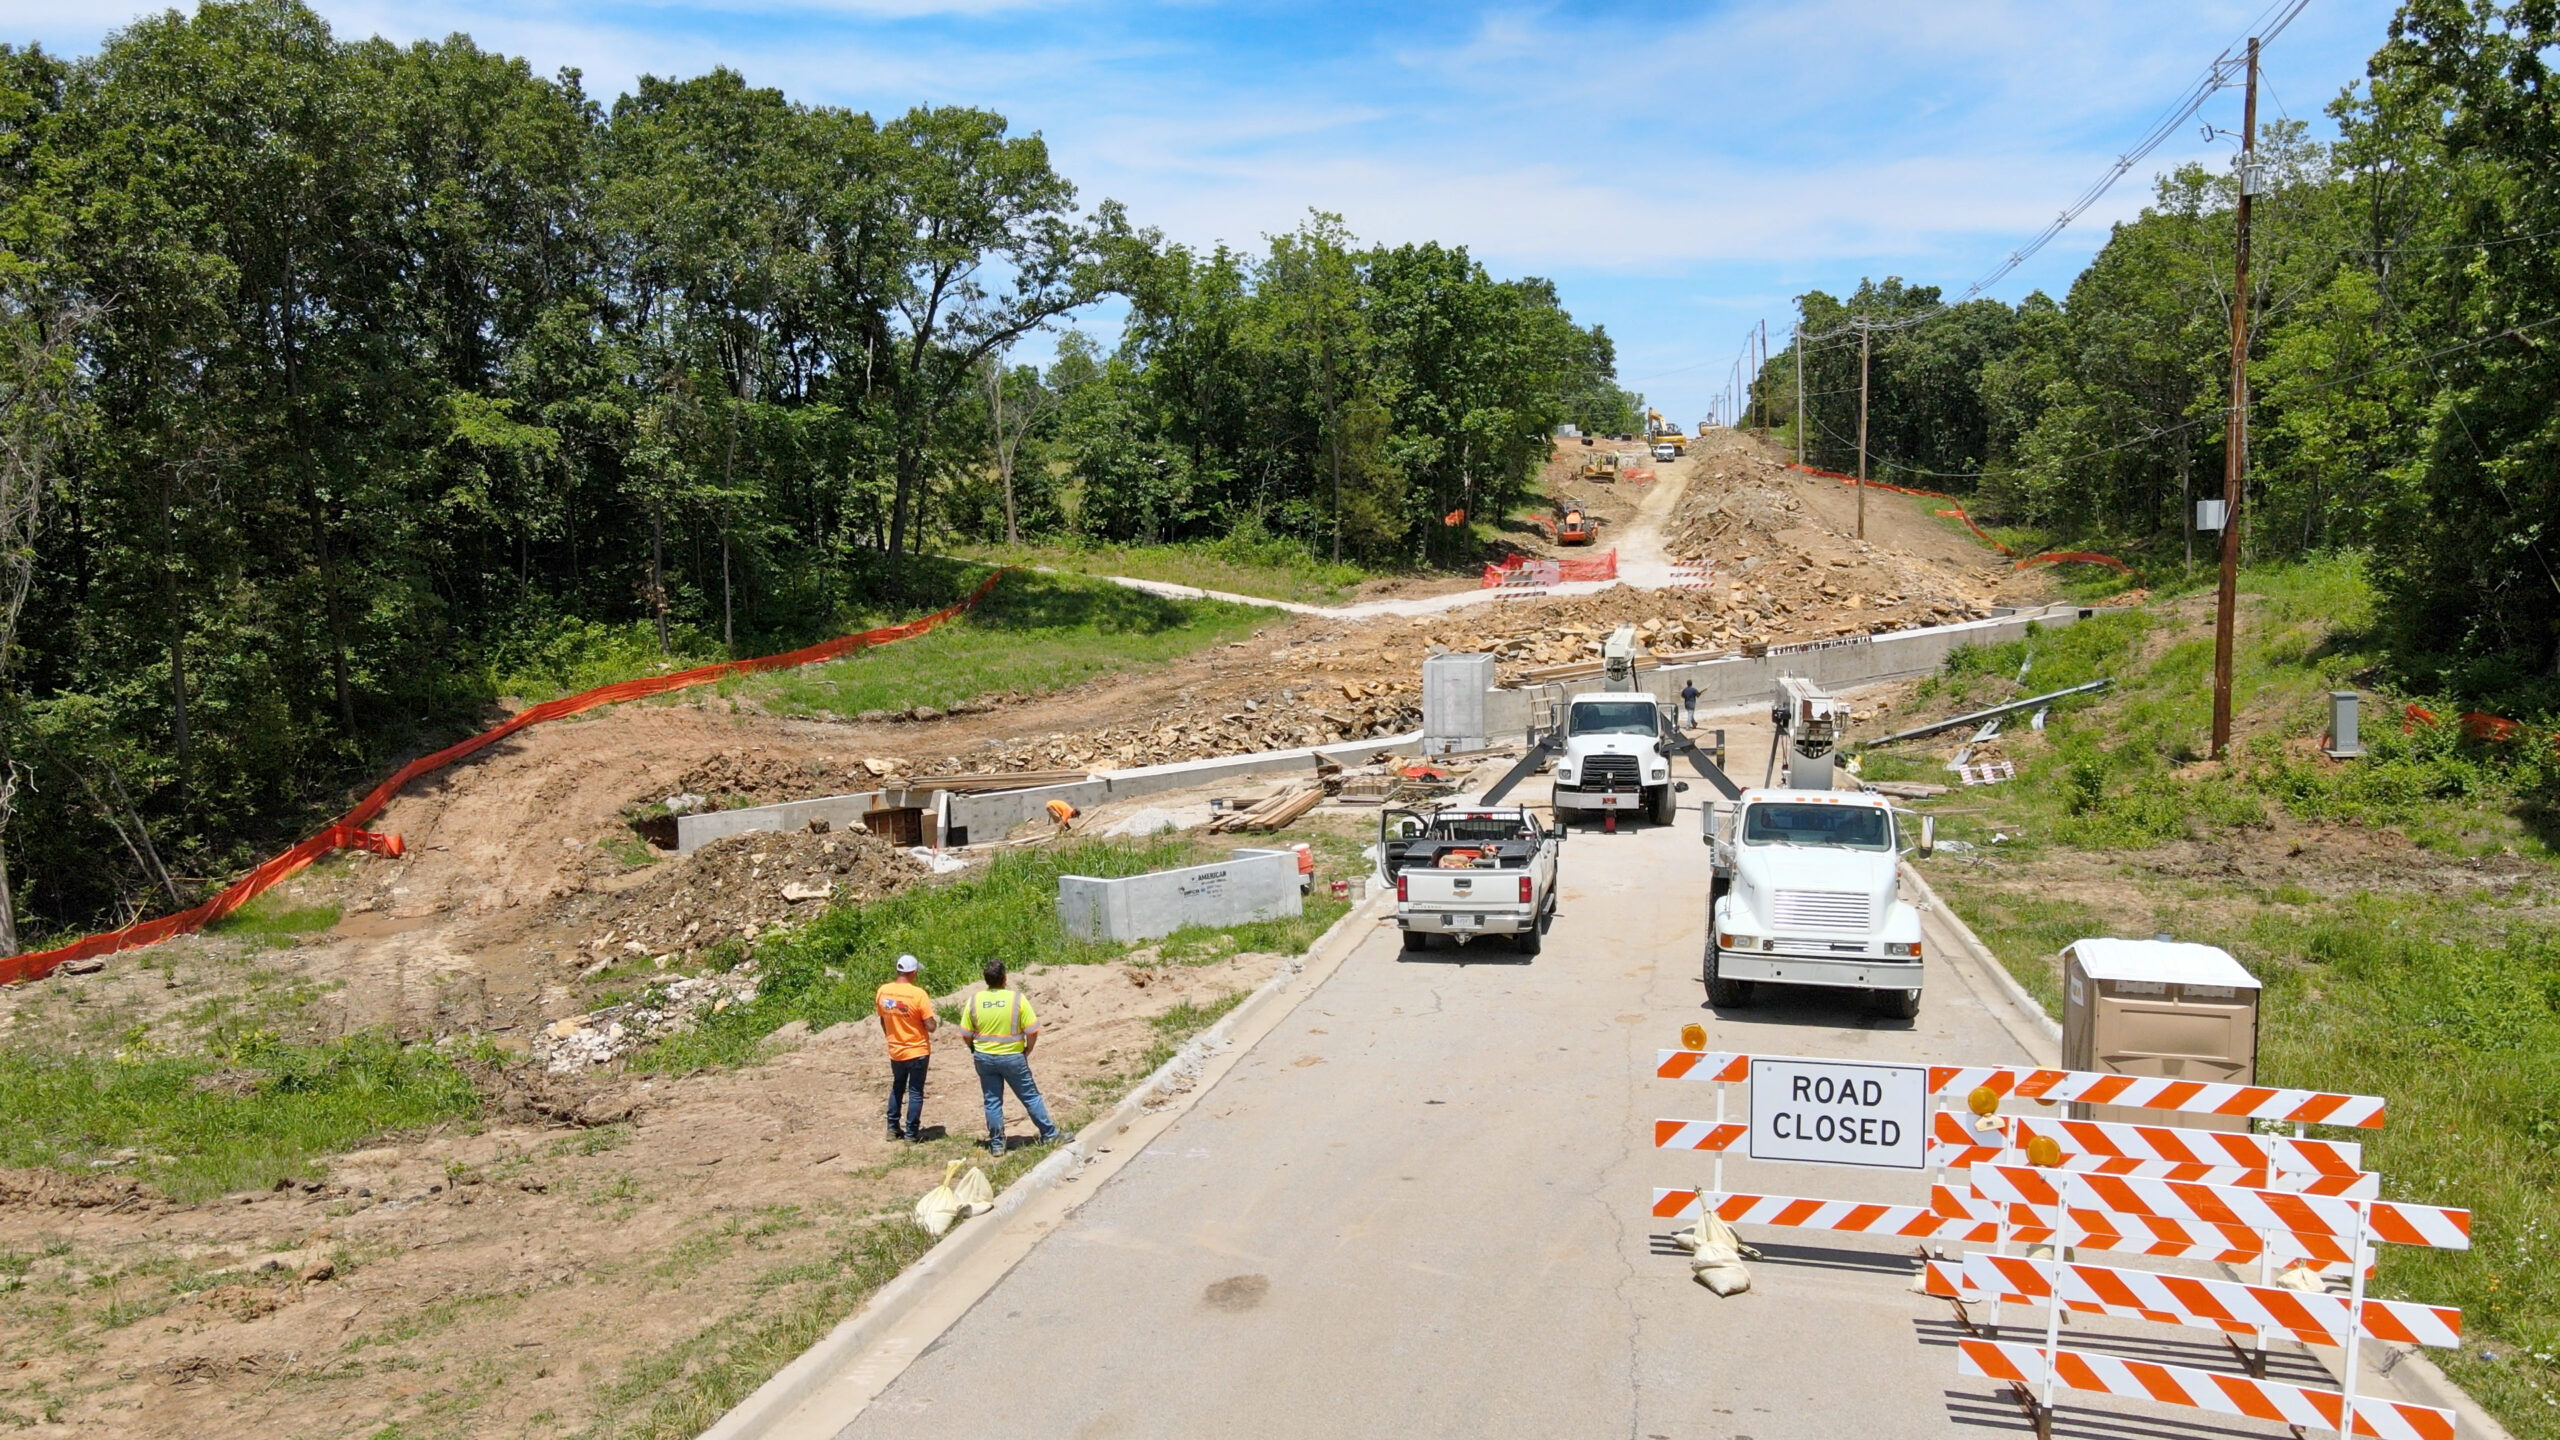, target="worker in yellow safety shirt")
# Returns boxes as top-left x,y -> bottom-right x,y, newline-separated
961,960 -> 1067,1156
